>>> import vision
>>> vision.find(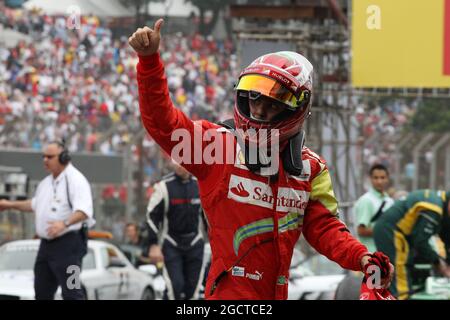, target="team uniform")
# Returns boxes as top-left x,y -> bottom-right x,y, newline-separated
136,53 -> 369,300
146,172 -> 205,300
374,189 -> 450,299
